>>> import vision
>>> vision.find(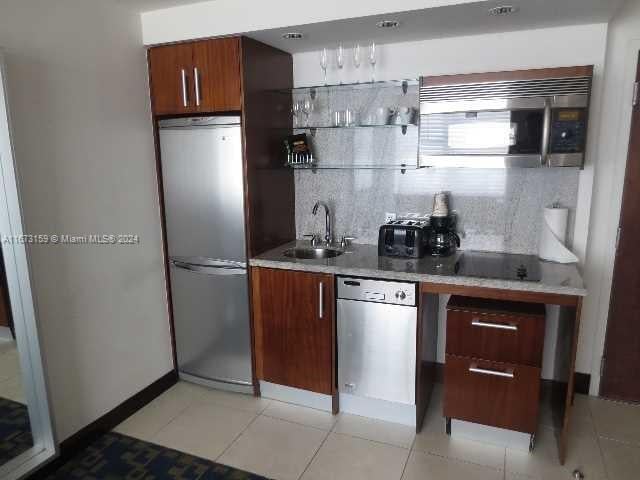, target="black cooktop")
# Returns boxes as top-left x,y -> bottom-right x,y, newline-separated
457,251 -> 541,282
